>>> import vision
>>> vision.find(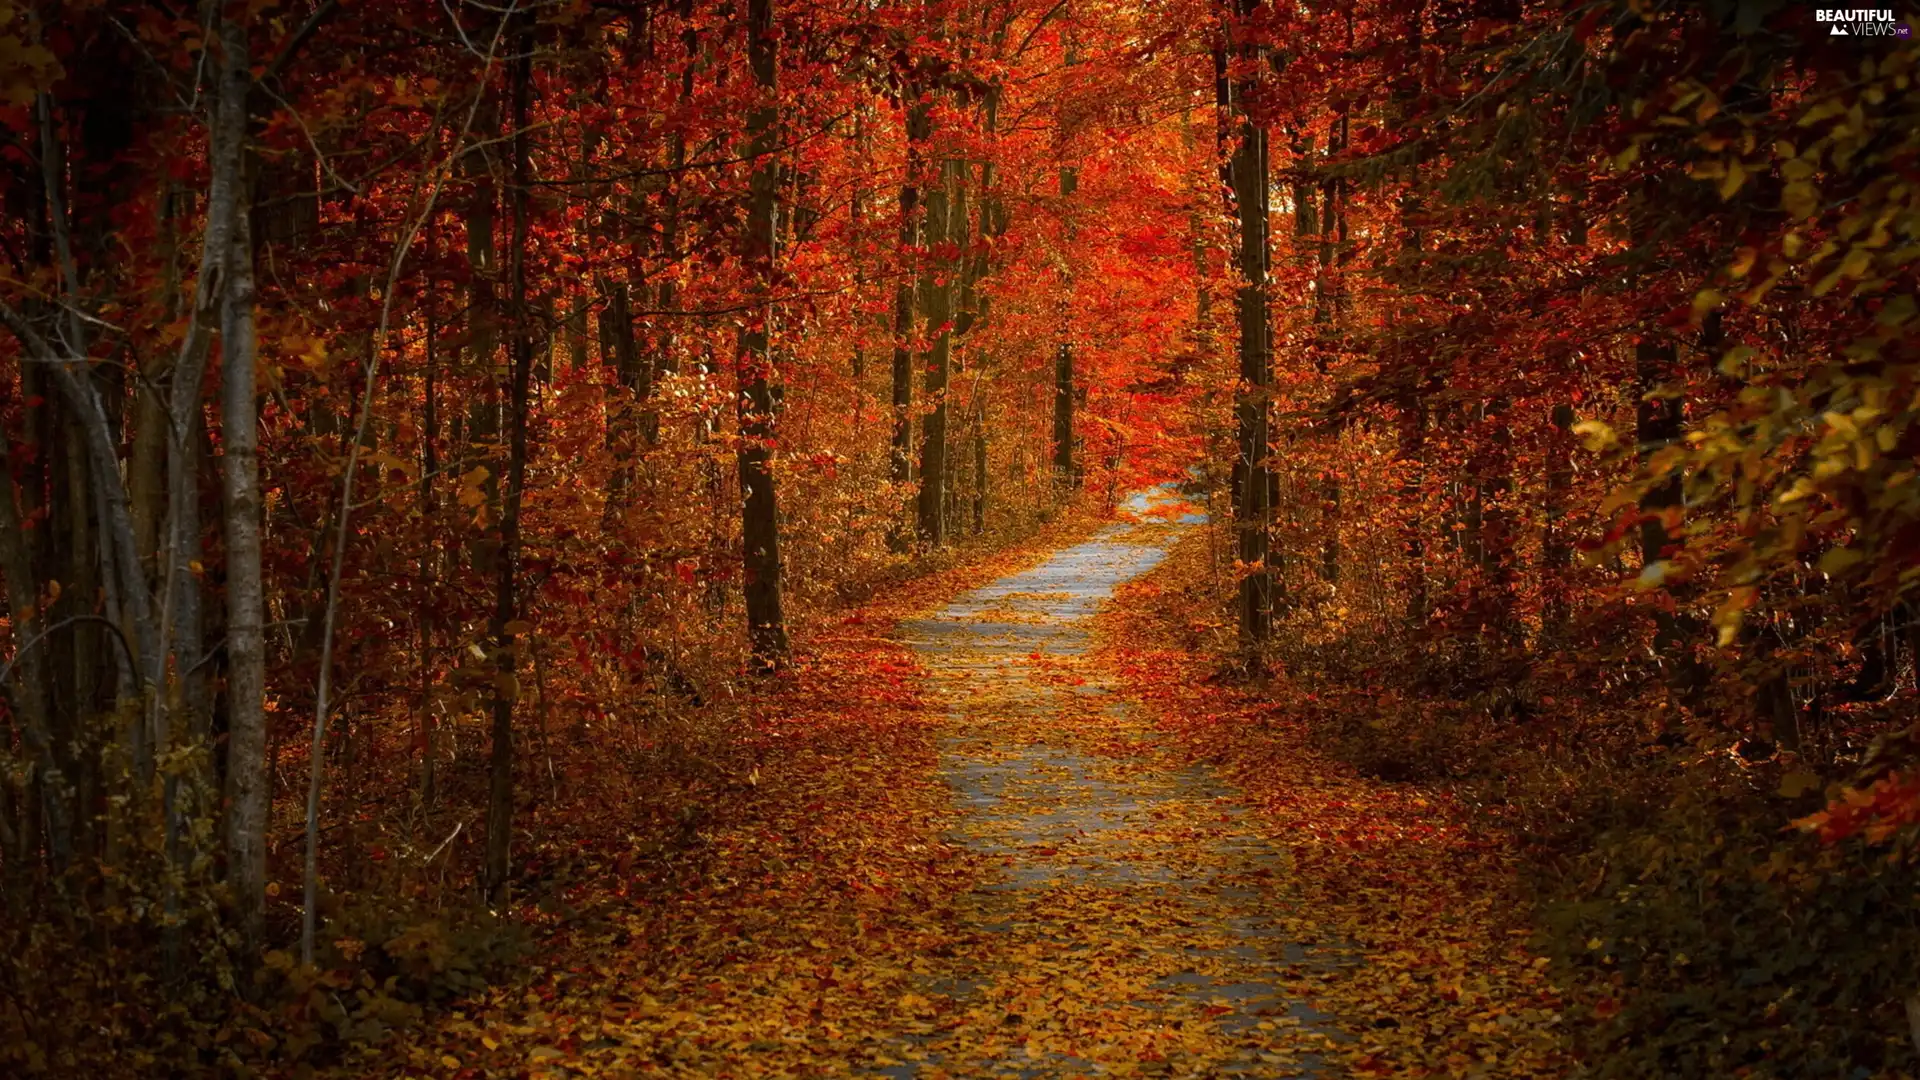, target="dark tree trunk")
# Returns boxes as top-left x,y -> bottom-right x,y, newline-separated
738,0 -> 789,668
1399,396 -> 1427,627
486,26 -> 535,906
1227,0 -> 1273,648
1635,338 -> 1683,569
917,159 -> 960,545
889,99 -> 929,549
1542,402 -> 1576,641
